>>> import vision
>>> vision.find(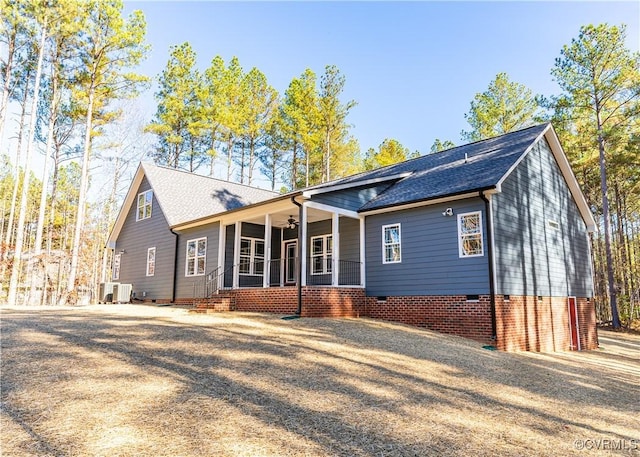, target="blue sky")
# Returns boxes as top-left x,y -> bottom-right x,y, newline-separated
125,1 -> 639,158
